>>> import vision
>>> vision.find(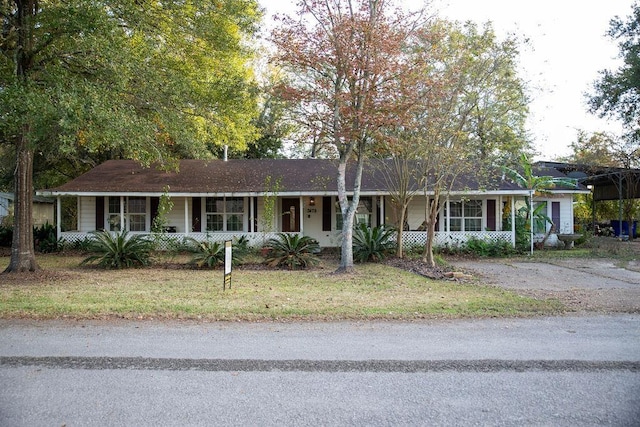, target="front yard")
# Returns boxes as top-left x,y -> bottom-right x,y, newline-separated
0,253 -> 563,320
